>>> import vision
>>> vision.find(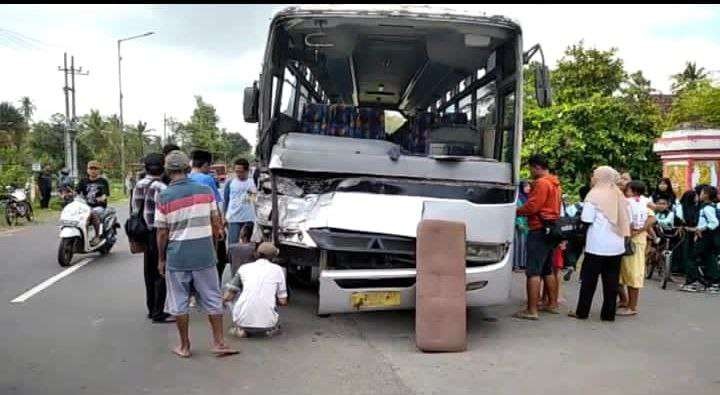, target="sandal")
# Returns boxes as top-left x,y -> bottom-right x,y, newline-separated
539,306 -> 560,314
616,308 -> 638,316
513,310 -> 539,320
